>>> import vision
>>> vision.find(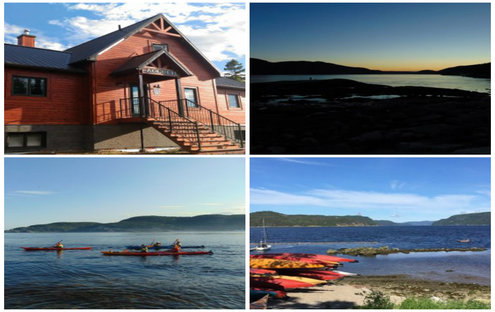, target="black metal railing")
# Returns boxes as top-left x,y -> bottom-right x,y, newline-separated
159,99 -> 244,148
119,97 -> 201,150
